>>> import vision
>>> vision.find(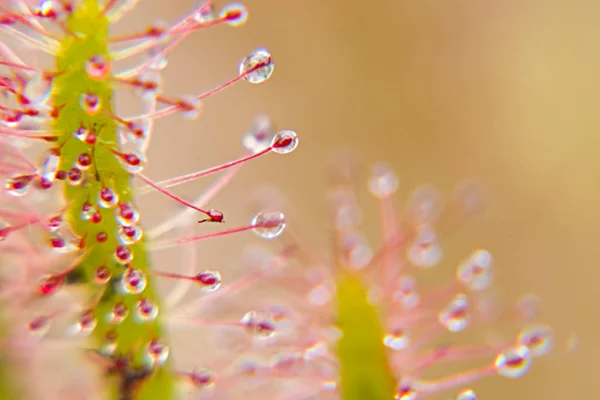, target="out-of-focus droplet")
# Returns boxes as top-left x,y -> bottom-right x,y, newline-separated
457,389 -> 477,400
114,245 -> 134,264
98,187 -> 119,208
239,48 -> 273,84
383,329 -> 409,351
85,55 -> 111,80
116,202 -> 140,226
240,311 -> 276,338
38,149 -> 60,184
73,309 -> 97,336
494,345 -> 532,378
242,114 -> 272,153
457,249 -> 493,291
369,163 -> 399,198
220,3 -> 248,27
408,224 -> 442,268
517,324 -> 553,357
439,293 -> 470,332
195,2 -> 215,23
393,275 -> 420,310
190,368 -> 215,388
251,211 -> 286,239
270,130 -> 298,154
94,266 -> 111,284
108,302 -> 128,324
135,298 -> 159,322
119,267 -> 147,294
144,339 -> 169,368
118,225 -> 143,245
406,185 -> 441,225
396,379 -> 417,400
5,174 -> 35,196
80,92 -> 102,115
134,71 -> 162,101
178,95 -> 203,120
194,270 -> 222,292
